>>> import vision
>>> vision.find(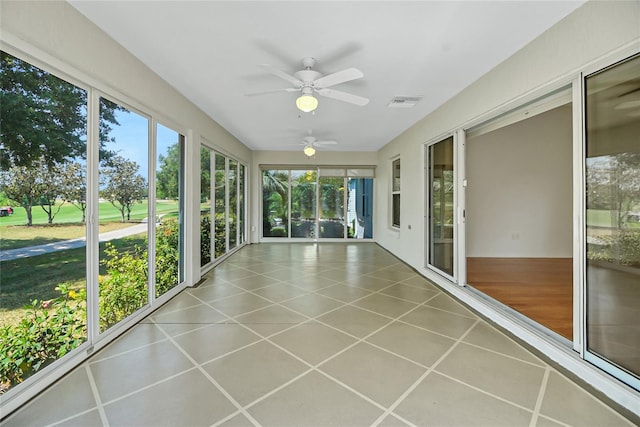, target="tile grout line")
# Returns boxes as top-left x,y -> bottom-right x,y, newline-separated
370,318 -> 481,427
191,276 -> 443,418
433,369 -> 538,414
44,407 -> 103,427
148,318 -> 263,427
529,365 -> 551,427
84,364 -> 110,427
